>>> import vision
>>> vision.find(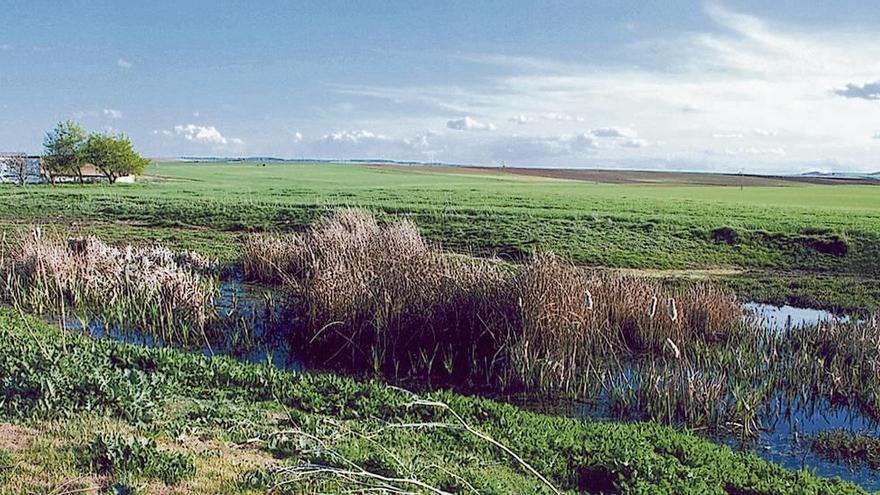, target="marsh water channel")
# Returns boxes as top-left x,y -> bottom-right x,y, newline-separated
58,279 -> 880,491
